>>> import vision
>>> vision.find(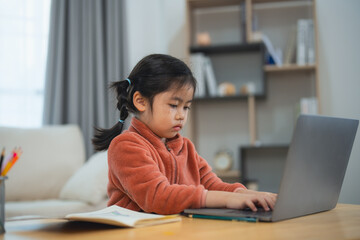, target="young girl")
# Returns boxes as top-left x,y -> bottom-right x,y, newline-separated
93,54 -> 277,215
